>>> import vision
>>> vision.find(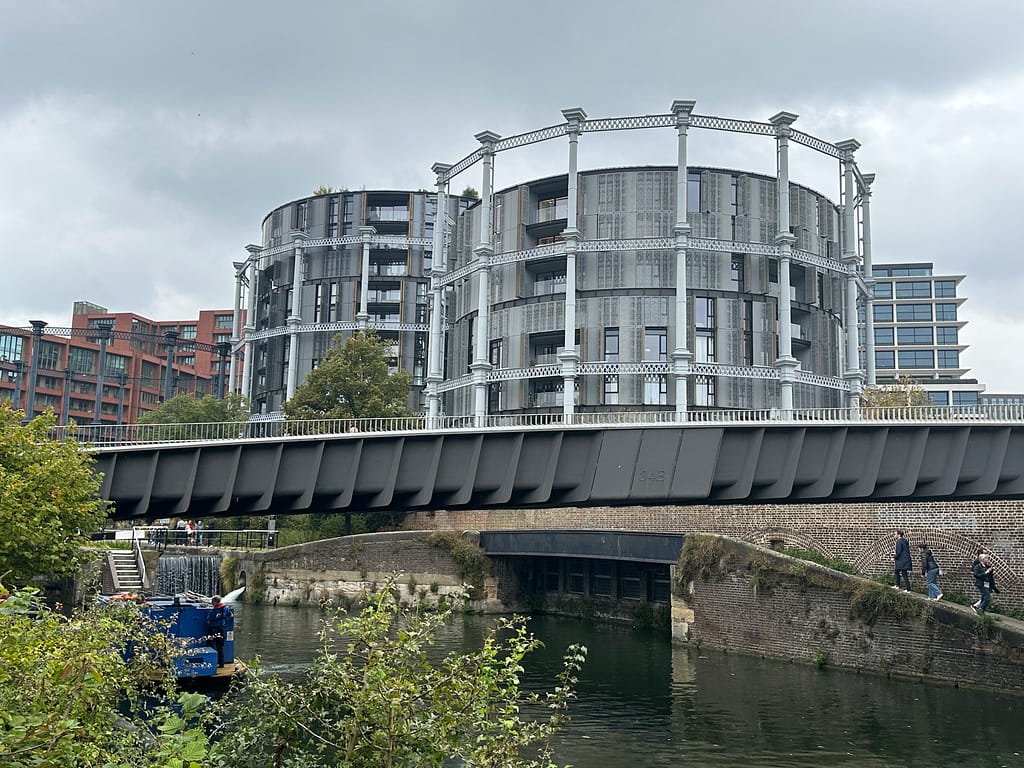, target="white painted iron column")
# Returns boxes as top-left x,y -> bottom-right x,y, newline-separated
837,139 -> 863,411
860,172 -> 876,387
471,131 -> 500,426
240,244 -> 261,403
671,99 -> 695,417
230,260 -> 245,395
770,111 -> 800,416
357,226 -> 375,330
559,108 -> 586,422
426,162 -> 452,427
285,233 -> 305,401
